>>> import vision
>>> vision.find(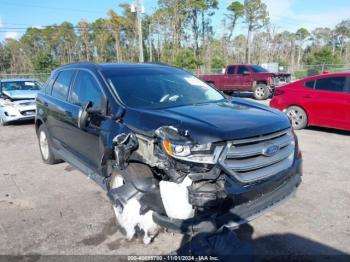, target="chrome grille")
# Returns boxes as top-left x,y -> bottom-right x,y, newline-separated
219,129 -> 295,183
20,110 -> 35,116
